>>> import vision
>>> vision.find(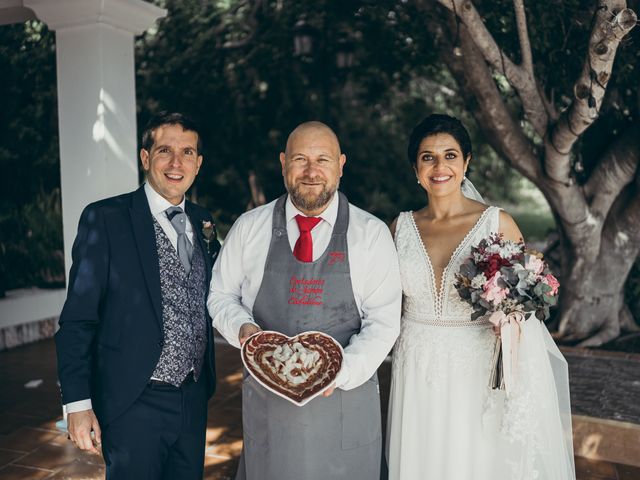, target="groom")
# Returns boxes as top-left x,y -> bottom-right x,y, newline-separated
208,121 -> 402,479
55,112 -> 220,479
